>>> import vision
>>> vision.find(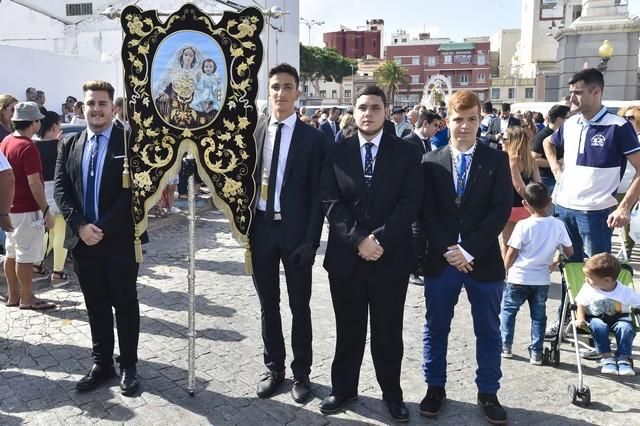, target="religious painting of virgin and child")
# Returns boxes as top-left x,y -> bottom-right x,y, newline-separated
151,31 -> 228,129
